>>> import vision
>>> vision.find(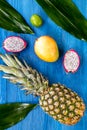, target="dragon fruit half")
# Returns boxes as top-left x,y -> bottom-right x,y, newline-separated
3,36 -> 27,52
63,49 -> 80,73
